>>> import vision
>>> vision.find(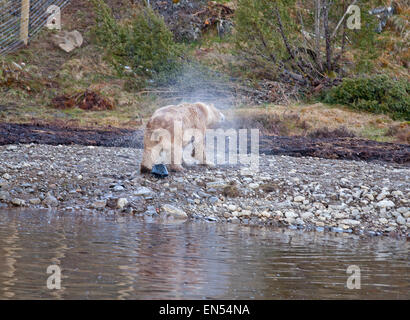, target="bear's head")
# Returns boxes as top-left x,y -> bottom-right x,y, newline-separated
204,103 -> 225,126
